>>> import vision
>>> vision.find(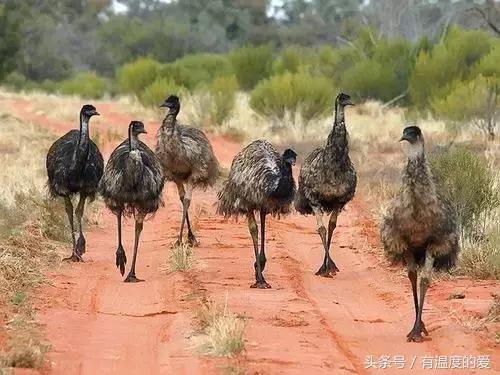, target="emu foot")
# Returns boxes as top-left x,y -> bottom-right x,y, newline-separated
124,273 -> 144,283
250,280 -> 272,289
116,245 -> 127,276
406,321 -> 429,342
63,252 -> 83,262
172,239 -> 183,248
75,235 -> 86,256
315,259 -> 339,277
187,232 -> 200,247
